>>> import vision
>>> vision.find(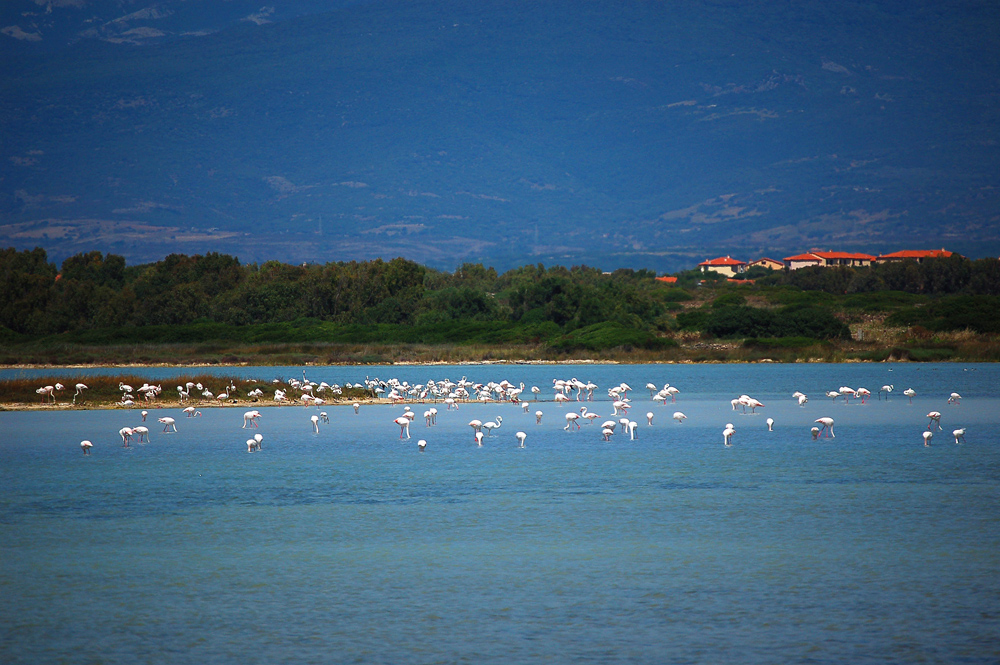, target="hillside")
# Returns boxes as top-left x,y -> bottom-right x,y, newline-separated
1,0 -> 998,273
